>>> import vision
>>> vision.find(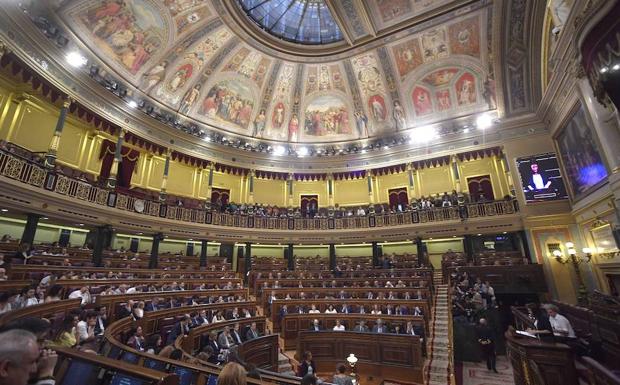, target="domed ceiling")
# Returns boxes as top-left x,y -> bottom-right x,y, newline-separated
44,0 -> 500,146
